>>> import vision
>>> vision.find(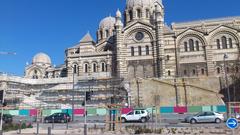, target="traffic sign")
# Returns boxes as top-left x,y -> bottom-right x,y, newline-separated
226,118 -> 238,129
